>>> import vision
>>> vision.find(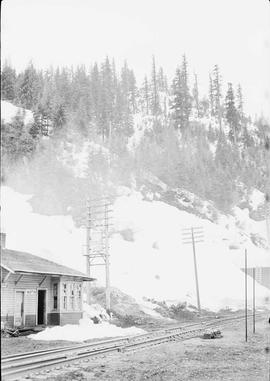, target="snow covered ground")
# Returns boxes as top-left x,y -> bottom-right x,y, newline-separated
28,302 -> 144,342
29,318 -> 144,342
1,185 -> 269,313
1,100 -> 33,125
